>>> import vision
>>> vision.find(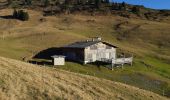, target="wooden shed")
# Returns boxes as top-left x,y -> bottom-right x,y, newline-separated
51,55 -> 65,65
